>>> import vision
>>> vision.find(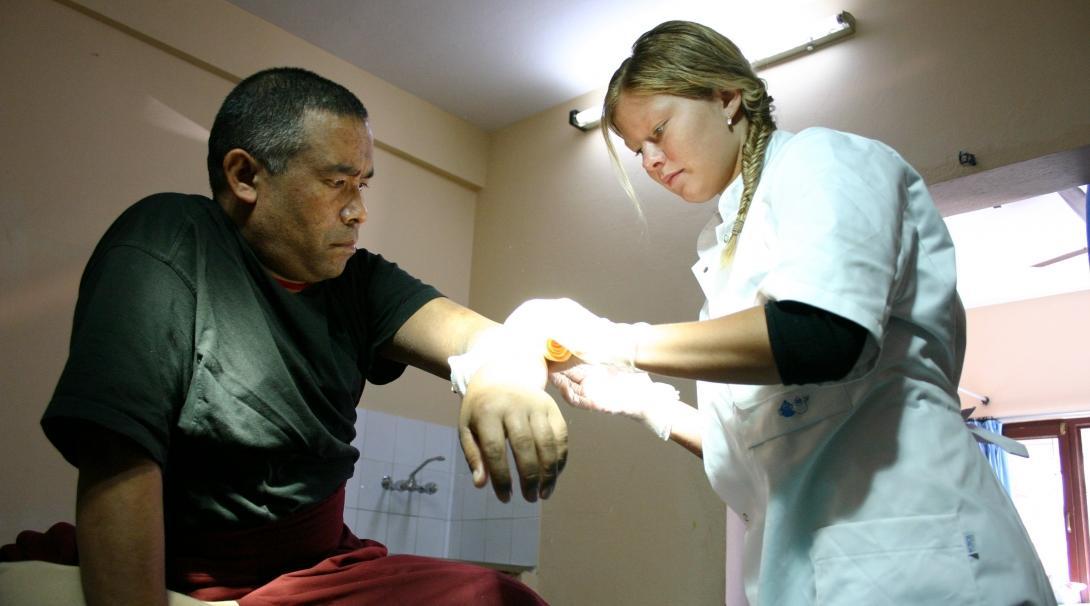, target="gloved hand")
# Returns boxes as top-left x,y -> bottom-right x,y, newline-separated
448,326 -> 540,396
504,298 -> 649,371
550,363 -> 680,441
